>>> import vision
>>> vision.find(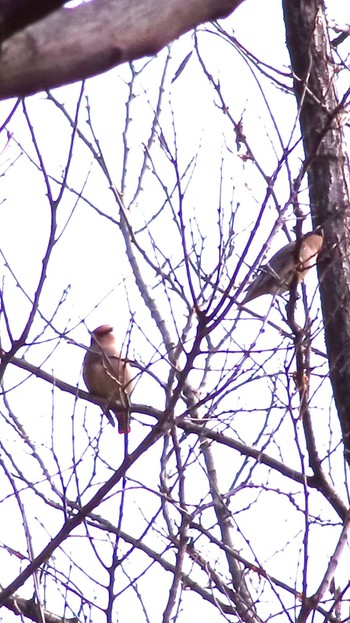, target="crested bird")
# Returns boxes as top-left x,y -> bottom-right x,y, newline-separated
83,324 -> 132,433
242,230 -> 324,304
